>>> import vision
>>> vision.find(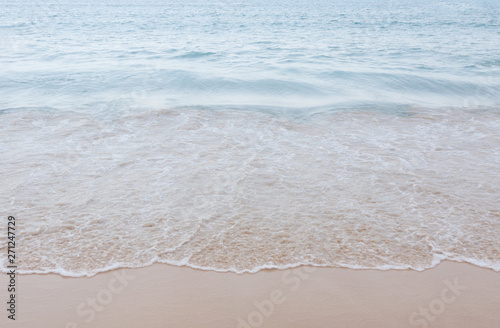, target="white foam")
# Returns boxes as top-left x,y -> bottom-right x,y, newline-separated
1,106 -> 499,277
